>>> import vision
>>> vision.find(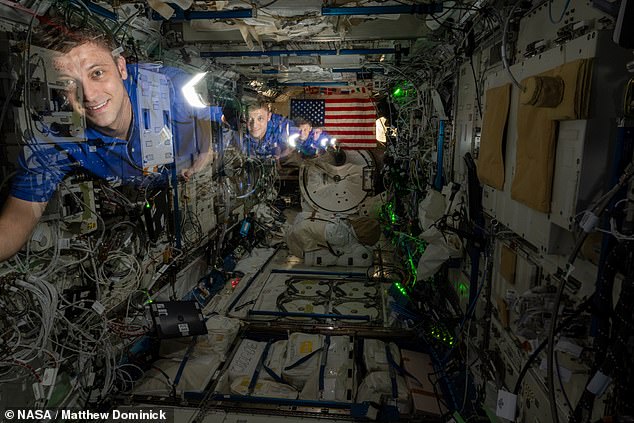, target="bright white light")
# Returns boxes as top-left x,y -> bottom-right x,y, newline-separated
288,133 -> 299,148
330,138 -> 337,146
320,137 -> 328,147
376,117 -> 387,143
182,72 -> 208,108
